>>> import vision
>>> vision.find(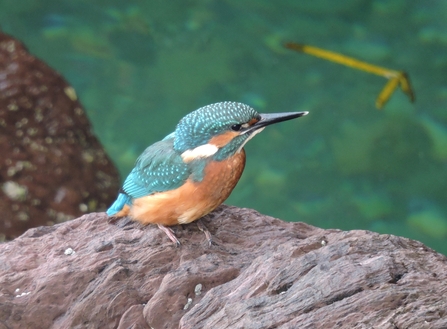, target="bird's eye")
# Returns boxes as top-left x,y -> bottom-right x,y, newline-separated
231,124 -> 242,131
